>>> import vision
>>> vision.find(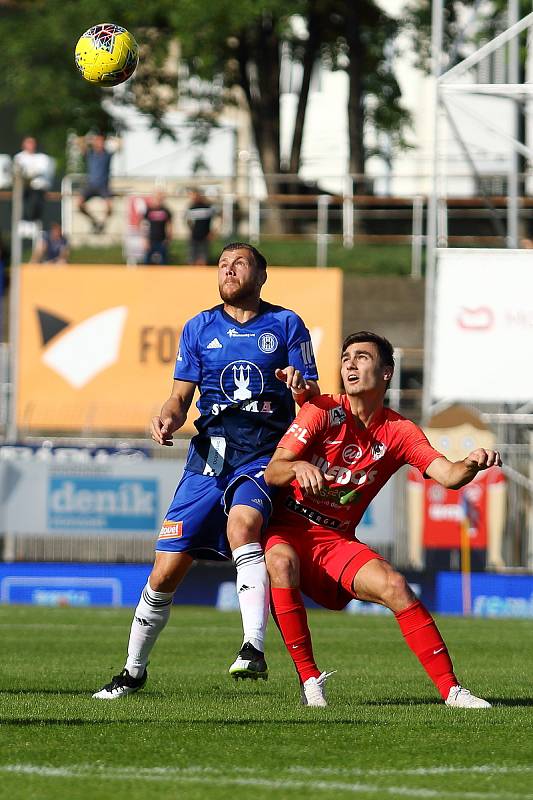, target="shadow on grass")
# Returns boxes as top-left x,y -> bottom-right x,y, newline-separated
0,718 -> 373,727
359,698 -> 440,707
0,688 -> 96,697
364,697 -> 533,707
484,698 -> 533,707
